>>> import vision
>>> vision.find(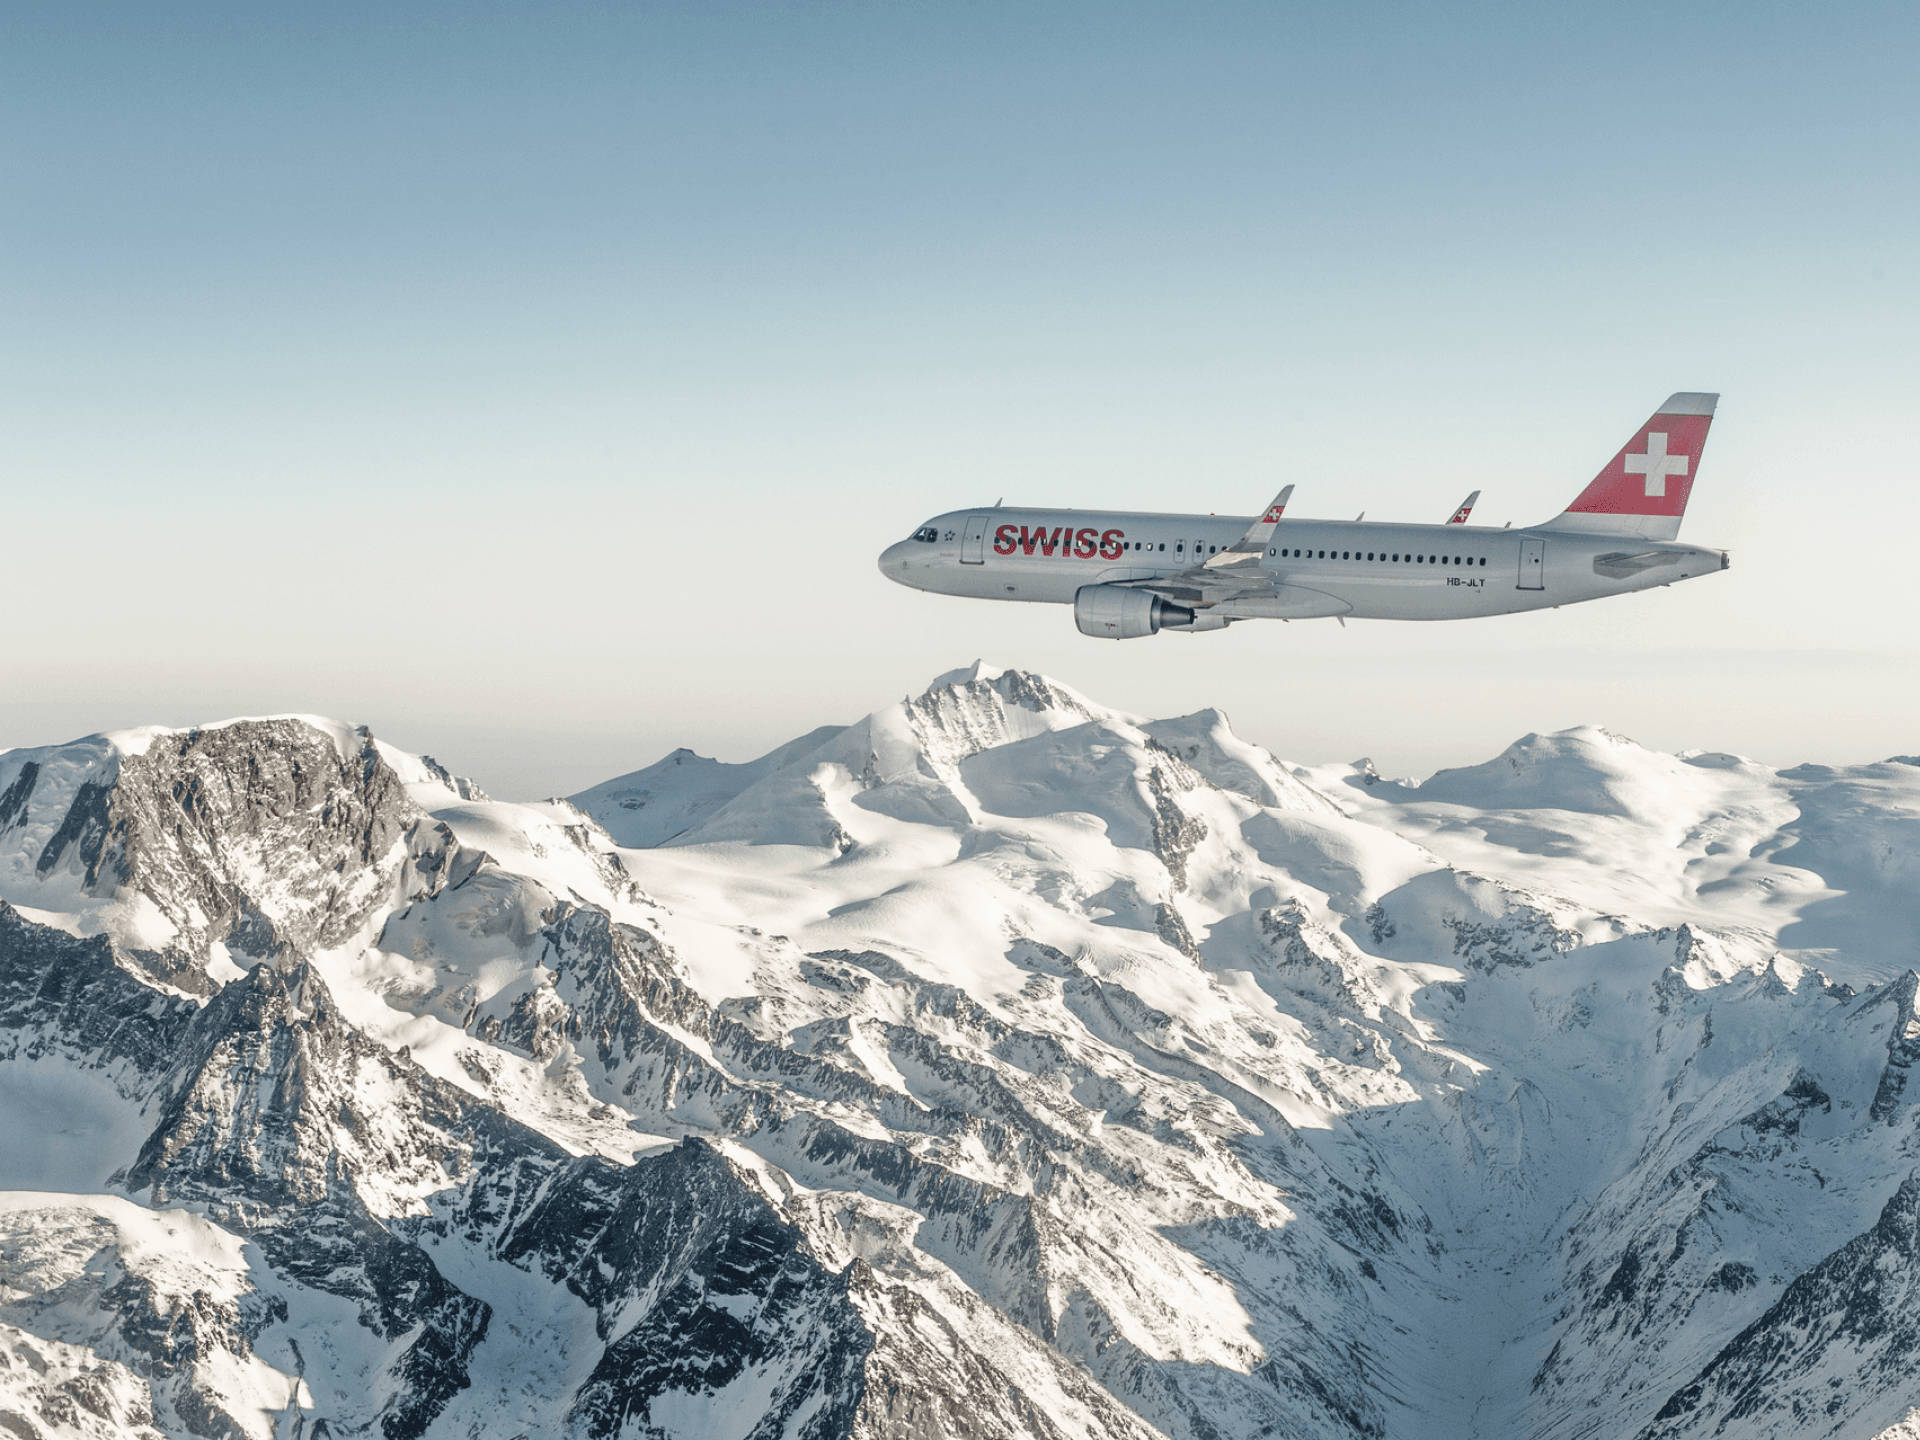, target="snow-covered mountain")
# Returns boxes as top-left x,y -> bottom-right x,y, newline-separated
4,664 -> 1920,1439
